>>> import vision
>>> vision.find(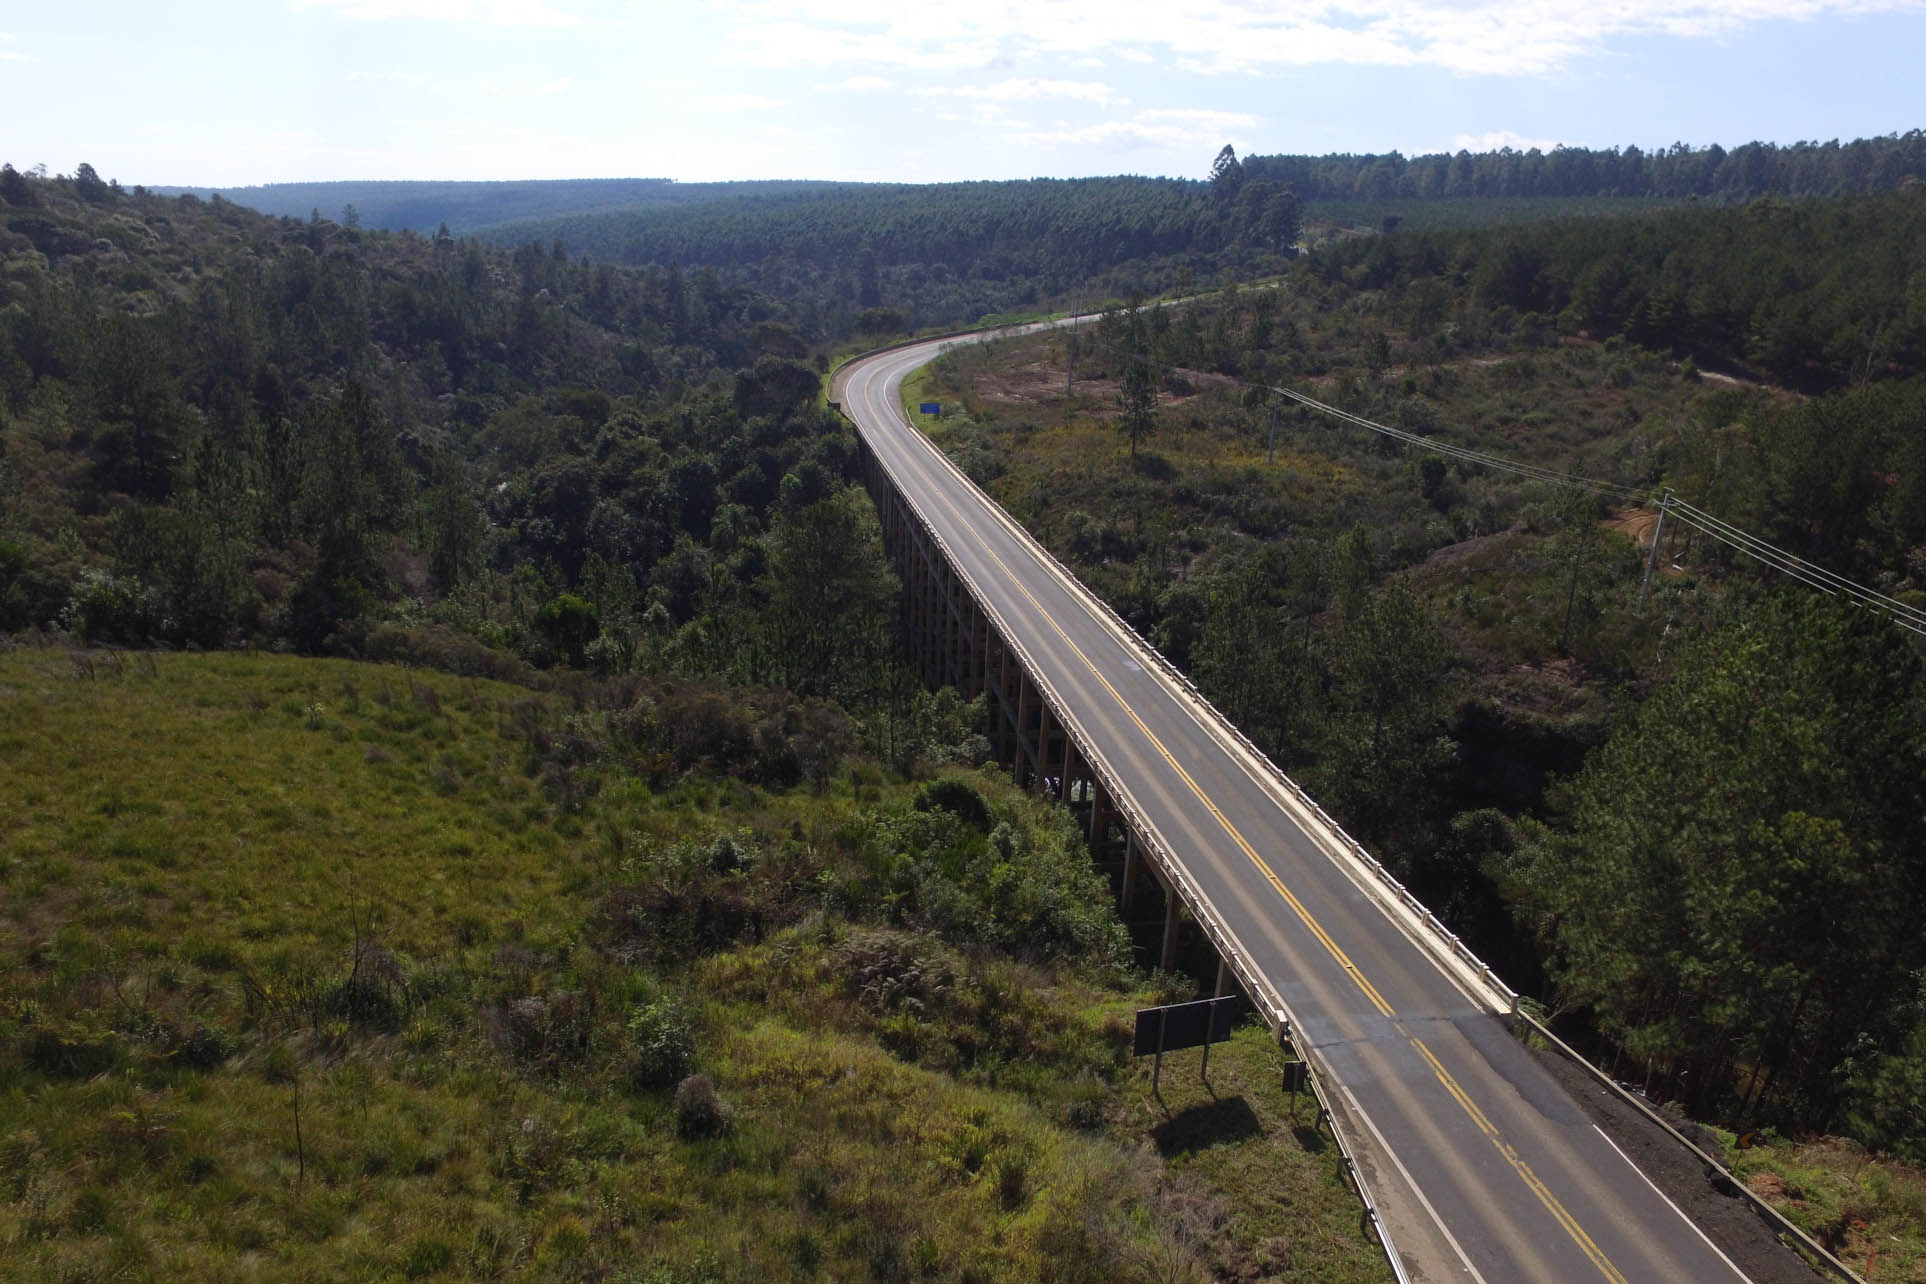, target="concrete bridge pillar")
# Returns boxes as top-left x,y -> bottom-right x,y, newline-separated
1013,675 -> 1031,788
1036,703 -> 1055,796
1161,891 -> 1182,973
